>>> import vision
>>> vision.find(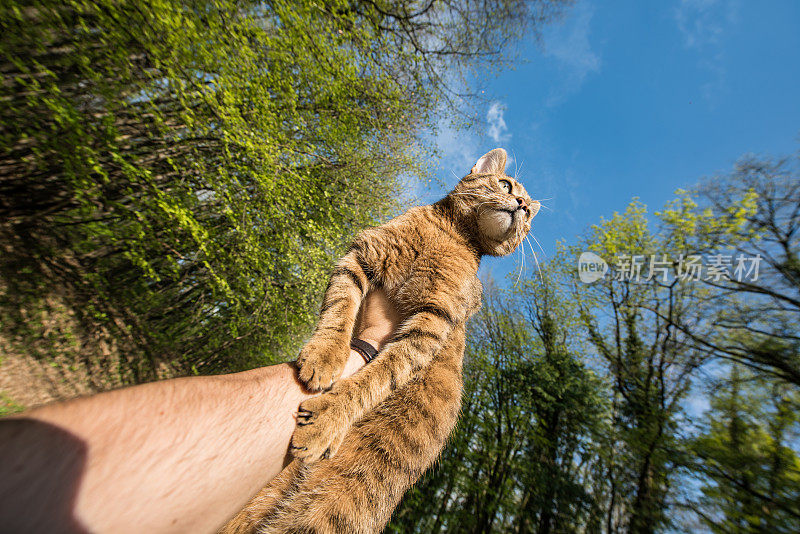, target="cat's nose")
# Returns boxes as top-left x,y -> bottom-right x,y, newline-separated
516,197 -> 528,210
